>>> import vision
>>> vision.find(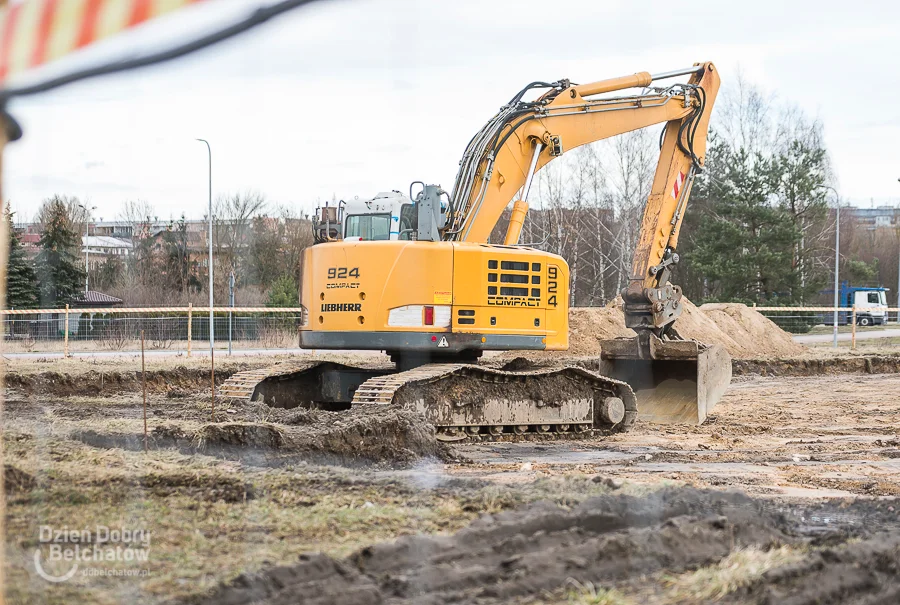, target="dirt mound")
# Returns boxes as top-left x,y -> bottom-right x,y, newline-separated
562,299 -> 805,359
733,531 -> 900,604
197,423 -> 285,451
700,302 -> 806,358
182,488 -> 900,605
286,408 -> 455,465
734,354 -> 900,376
181,488 -> 790,605
73,409 -> 454,467
567,306 -> 634,354
4,366 -> 245,397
